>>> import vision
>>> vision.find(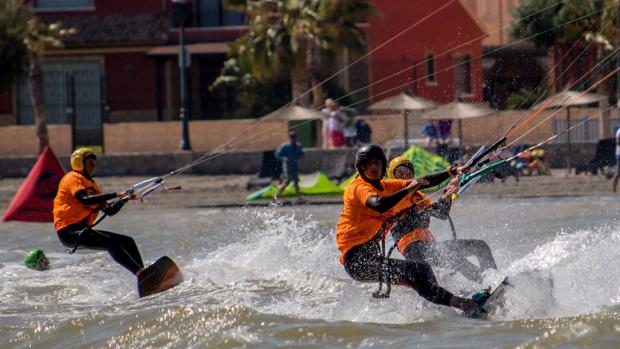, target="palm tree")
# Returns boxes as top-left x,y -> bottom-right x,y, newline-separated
223,0 -> 373,108
510,0 -> 618,93
0,0 -> 75,153
510,0 -> 618,138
